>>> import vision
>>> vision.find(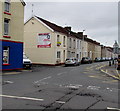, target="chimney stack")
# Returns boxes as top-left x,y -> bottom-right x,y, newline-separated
64,27 -> 71,31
